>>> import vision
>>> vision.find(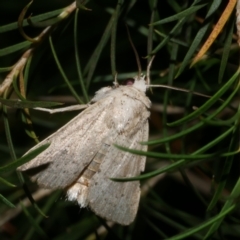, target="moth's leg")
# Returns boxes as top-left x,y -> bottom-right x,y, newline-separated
34,104 -> 89,114
66,143 -> 110,207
